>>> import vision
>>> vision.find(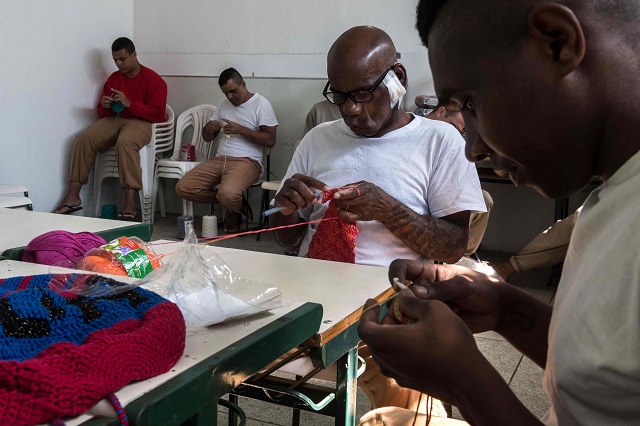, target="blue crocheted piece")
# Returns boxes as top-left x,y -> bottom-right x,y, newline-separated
0,273 -> 167,362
